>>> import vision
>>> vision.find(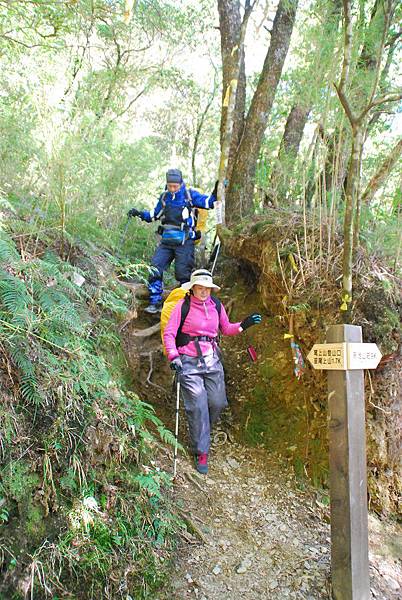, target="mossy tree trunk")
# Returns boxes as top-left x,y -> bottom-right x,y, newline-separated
222,0 -> 299,226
